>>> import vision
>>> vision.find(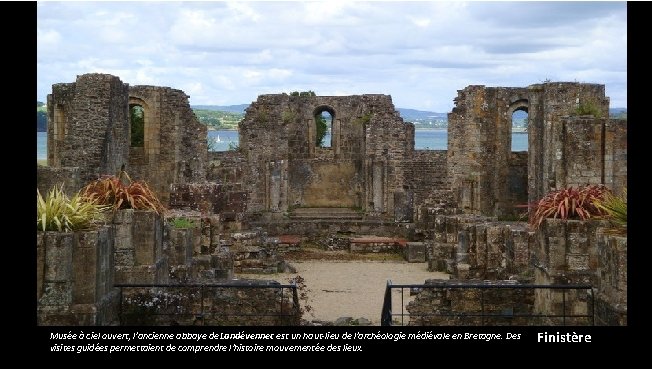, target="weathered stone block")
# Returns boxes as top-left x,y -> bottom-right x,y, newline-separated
457,230 -> 470,253
544,218 -> 566,238
568,234 -> 588,254
37,306 -> 77,326
115,265 -> 160,285
446,217 -> 459,243
487,226 -> 504,253
566,253 -> 589,271
44,232 -> 73,282
404,242 -> 426,263
547,236 -> 567,269
114,249 -> 134,267
112,209 -> 133,224
168,227 -> 194,266
113,224 -> 133,249
133,211 -> 162,265
72,241 -> 98,304
39,282 -> 72,306
37,233 -> 45,300
456,263 -> 470,279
